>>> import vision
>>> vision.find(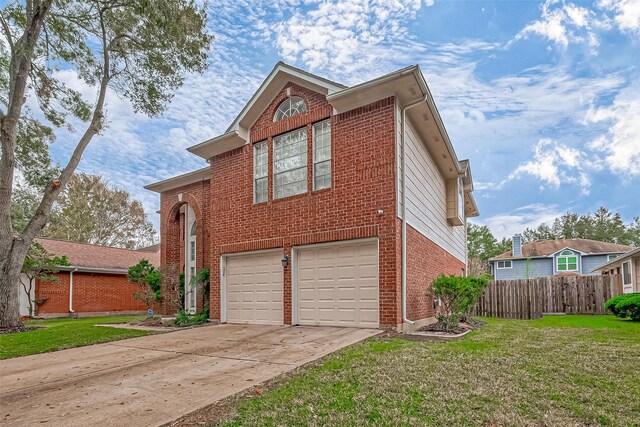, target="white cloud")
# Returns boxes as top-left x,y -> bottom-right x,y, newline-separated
598,0 -> 640,33
270,0 -> 435,82
497,139 -> 596,196
586,81 -> 640,177
475,203 -> 564,239
514,0 -> 603,49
